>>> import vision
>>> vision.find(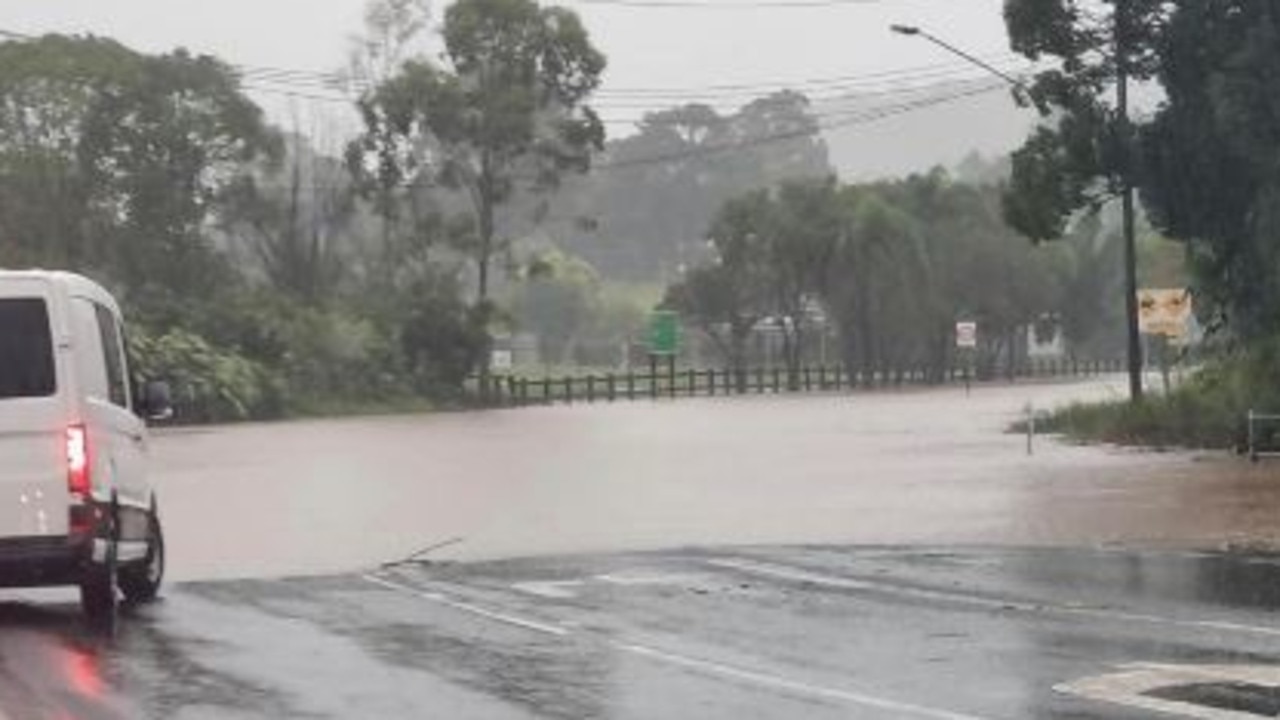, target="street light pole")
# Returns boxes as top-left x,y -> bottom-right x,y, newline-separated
1115,1 -> 1144,401
889,25 -> 1025,89
892,20 -> 1144,401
